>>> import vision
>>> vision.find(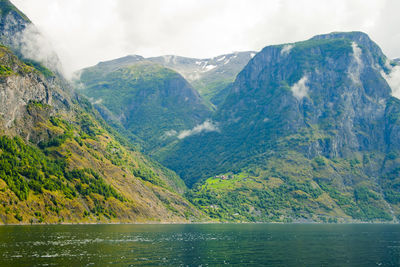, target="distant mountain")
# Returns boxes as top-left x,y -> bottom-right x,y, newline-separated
162,32 -> 400,222
78,51 -> 255,108
394,58 -> 400,64
148,52 -> 256,107
77,61 -> 212,152
0,0 -> 204,224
